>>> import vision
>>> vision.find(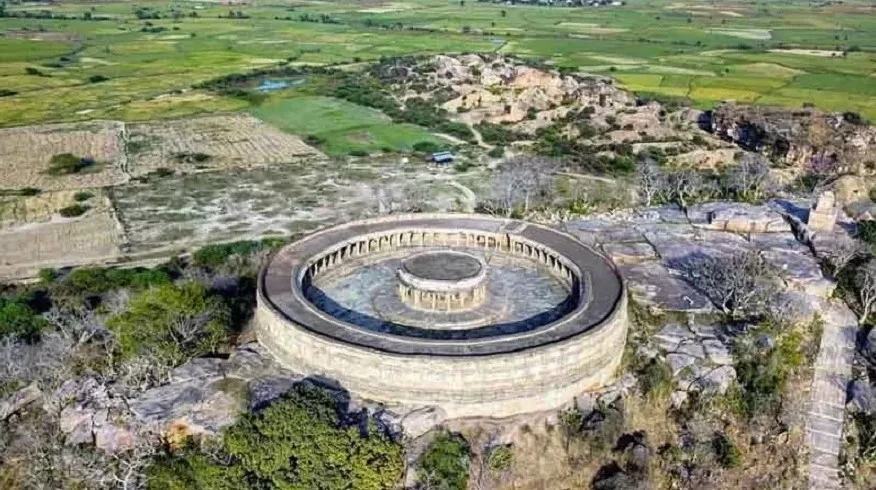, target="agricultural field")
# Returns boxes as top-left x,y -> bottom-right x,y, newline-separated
0,188 -> 123,279
250,96 -> 448,156
126,114 -> 324,175
0,120 -> 127,191
0,0 -> 872,127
